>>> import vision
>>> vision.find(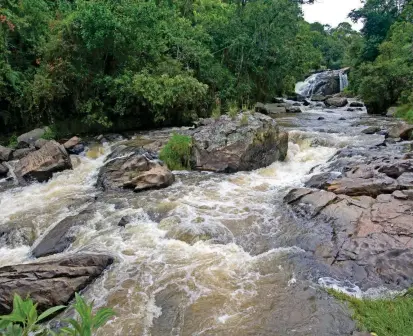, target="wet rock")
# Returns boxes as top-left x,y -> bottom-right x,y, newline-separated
362,126 -> 381,135
272,97 -> 284,104
303,99 -> 311,106
339,117 -> 346,121
255,102 -> 268,114
349,102 -> 364,108
0,163 -> 8,177
347,108 -> 355,112
31,209 -> 95,258
0,253 -> 113,314
377,160 -> 413,179
286,105 -> 302,113
256,103 -> 286,114
389,123 -> 413,140
12,147 -> 36,160
34,138 -> 48,149
97,148 -> 174,192
166,222 -> 234,245
191,112 -> 288,173
317,117 -> 325,120
397,172 -> 413,189
325,97 -> 348,108
305,172 -> 342,189
118,215 -> 133,227
14,141 -> 72,184
0,145 -> 13,162
64,136 -> 84,154
0,221 -> 36,248
17,128 -> 46,148
327,175 -> 398,197
311,95 -> 327,102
